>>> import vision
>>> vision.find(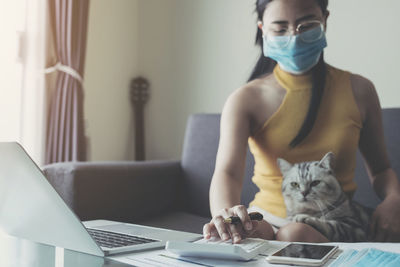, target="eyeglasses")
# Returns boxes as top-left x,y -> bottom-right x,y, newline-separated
263,20 -> 325,48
